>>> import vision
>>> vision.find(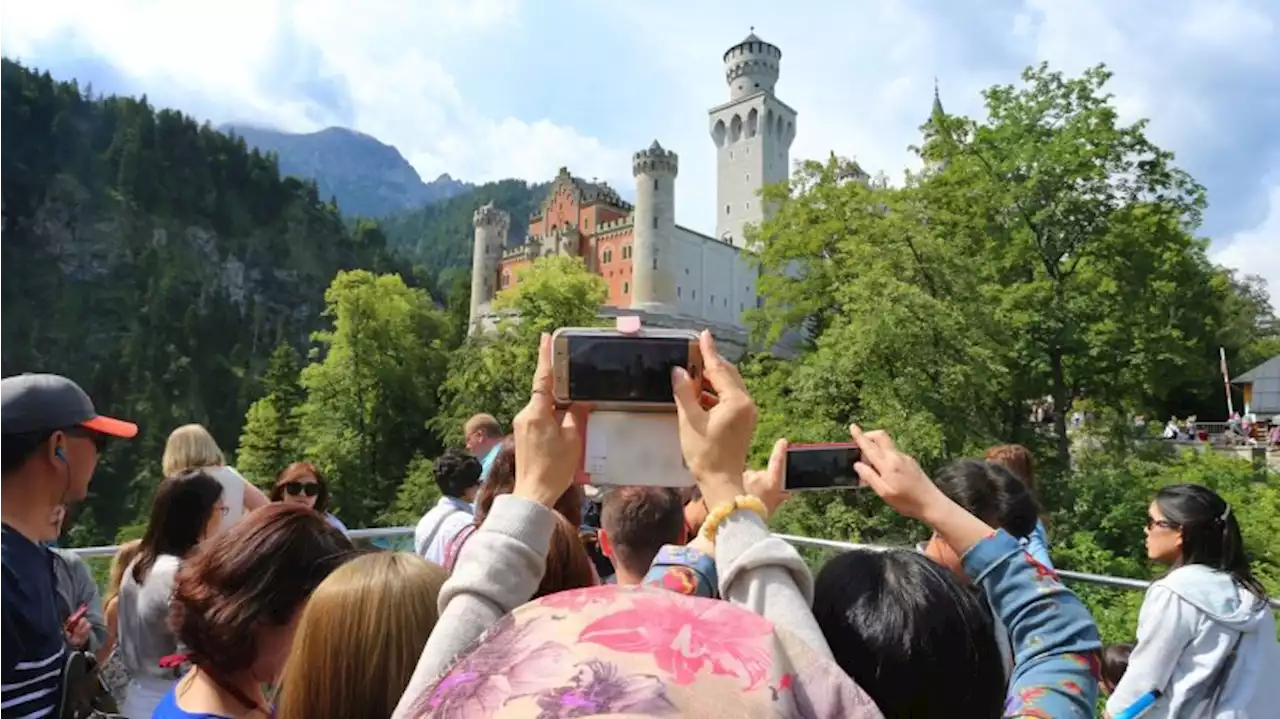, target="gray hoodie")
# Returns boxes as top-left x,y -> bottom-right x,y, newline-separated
1107,564 -> 1280,718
